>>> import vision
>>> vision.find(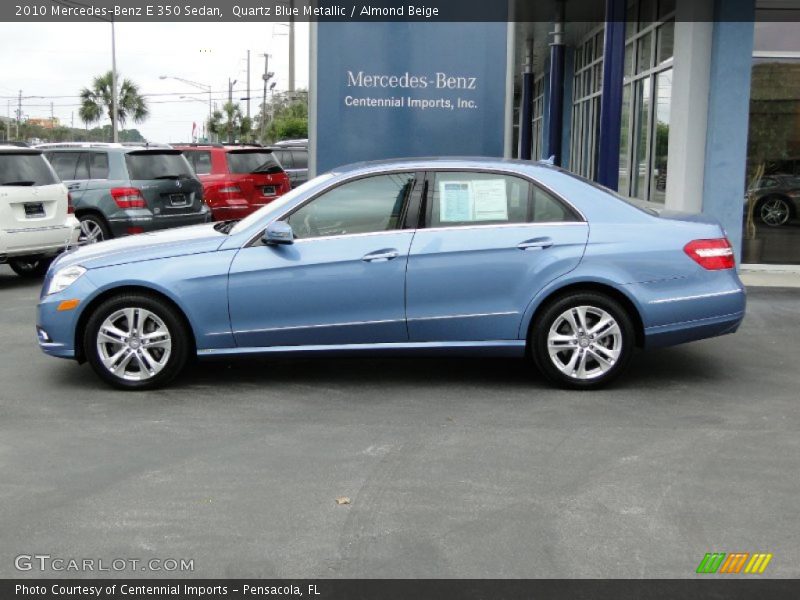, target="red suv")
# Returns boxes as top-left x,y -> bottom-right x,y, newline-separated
175,144 -> 291,221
